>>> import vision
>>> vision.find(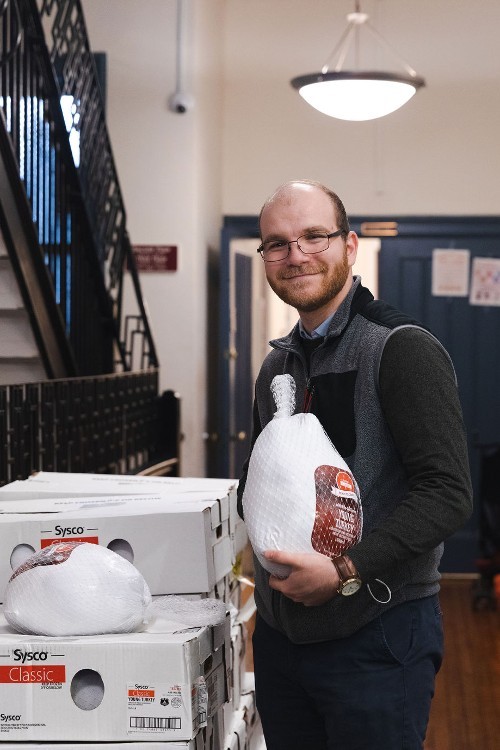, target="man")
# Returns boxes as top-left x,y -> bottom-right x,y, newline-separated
237,180 -> 473,749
